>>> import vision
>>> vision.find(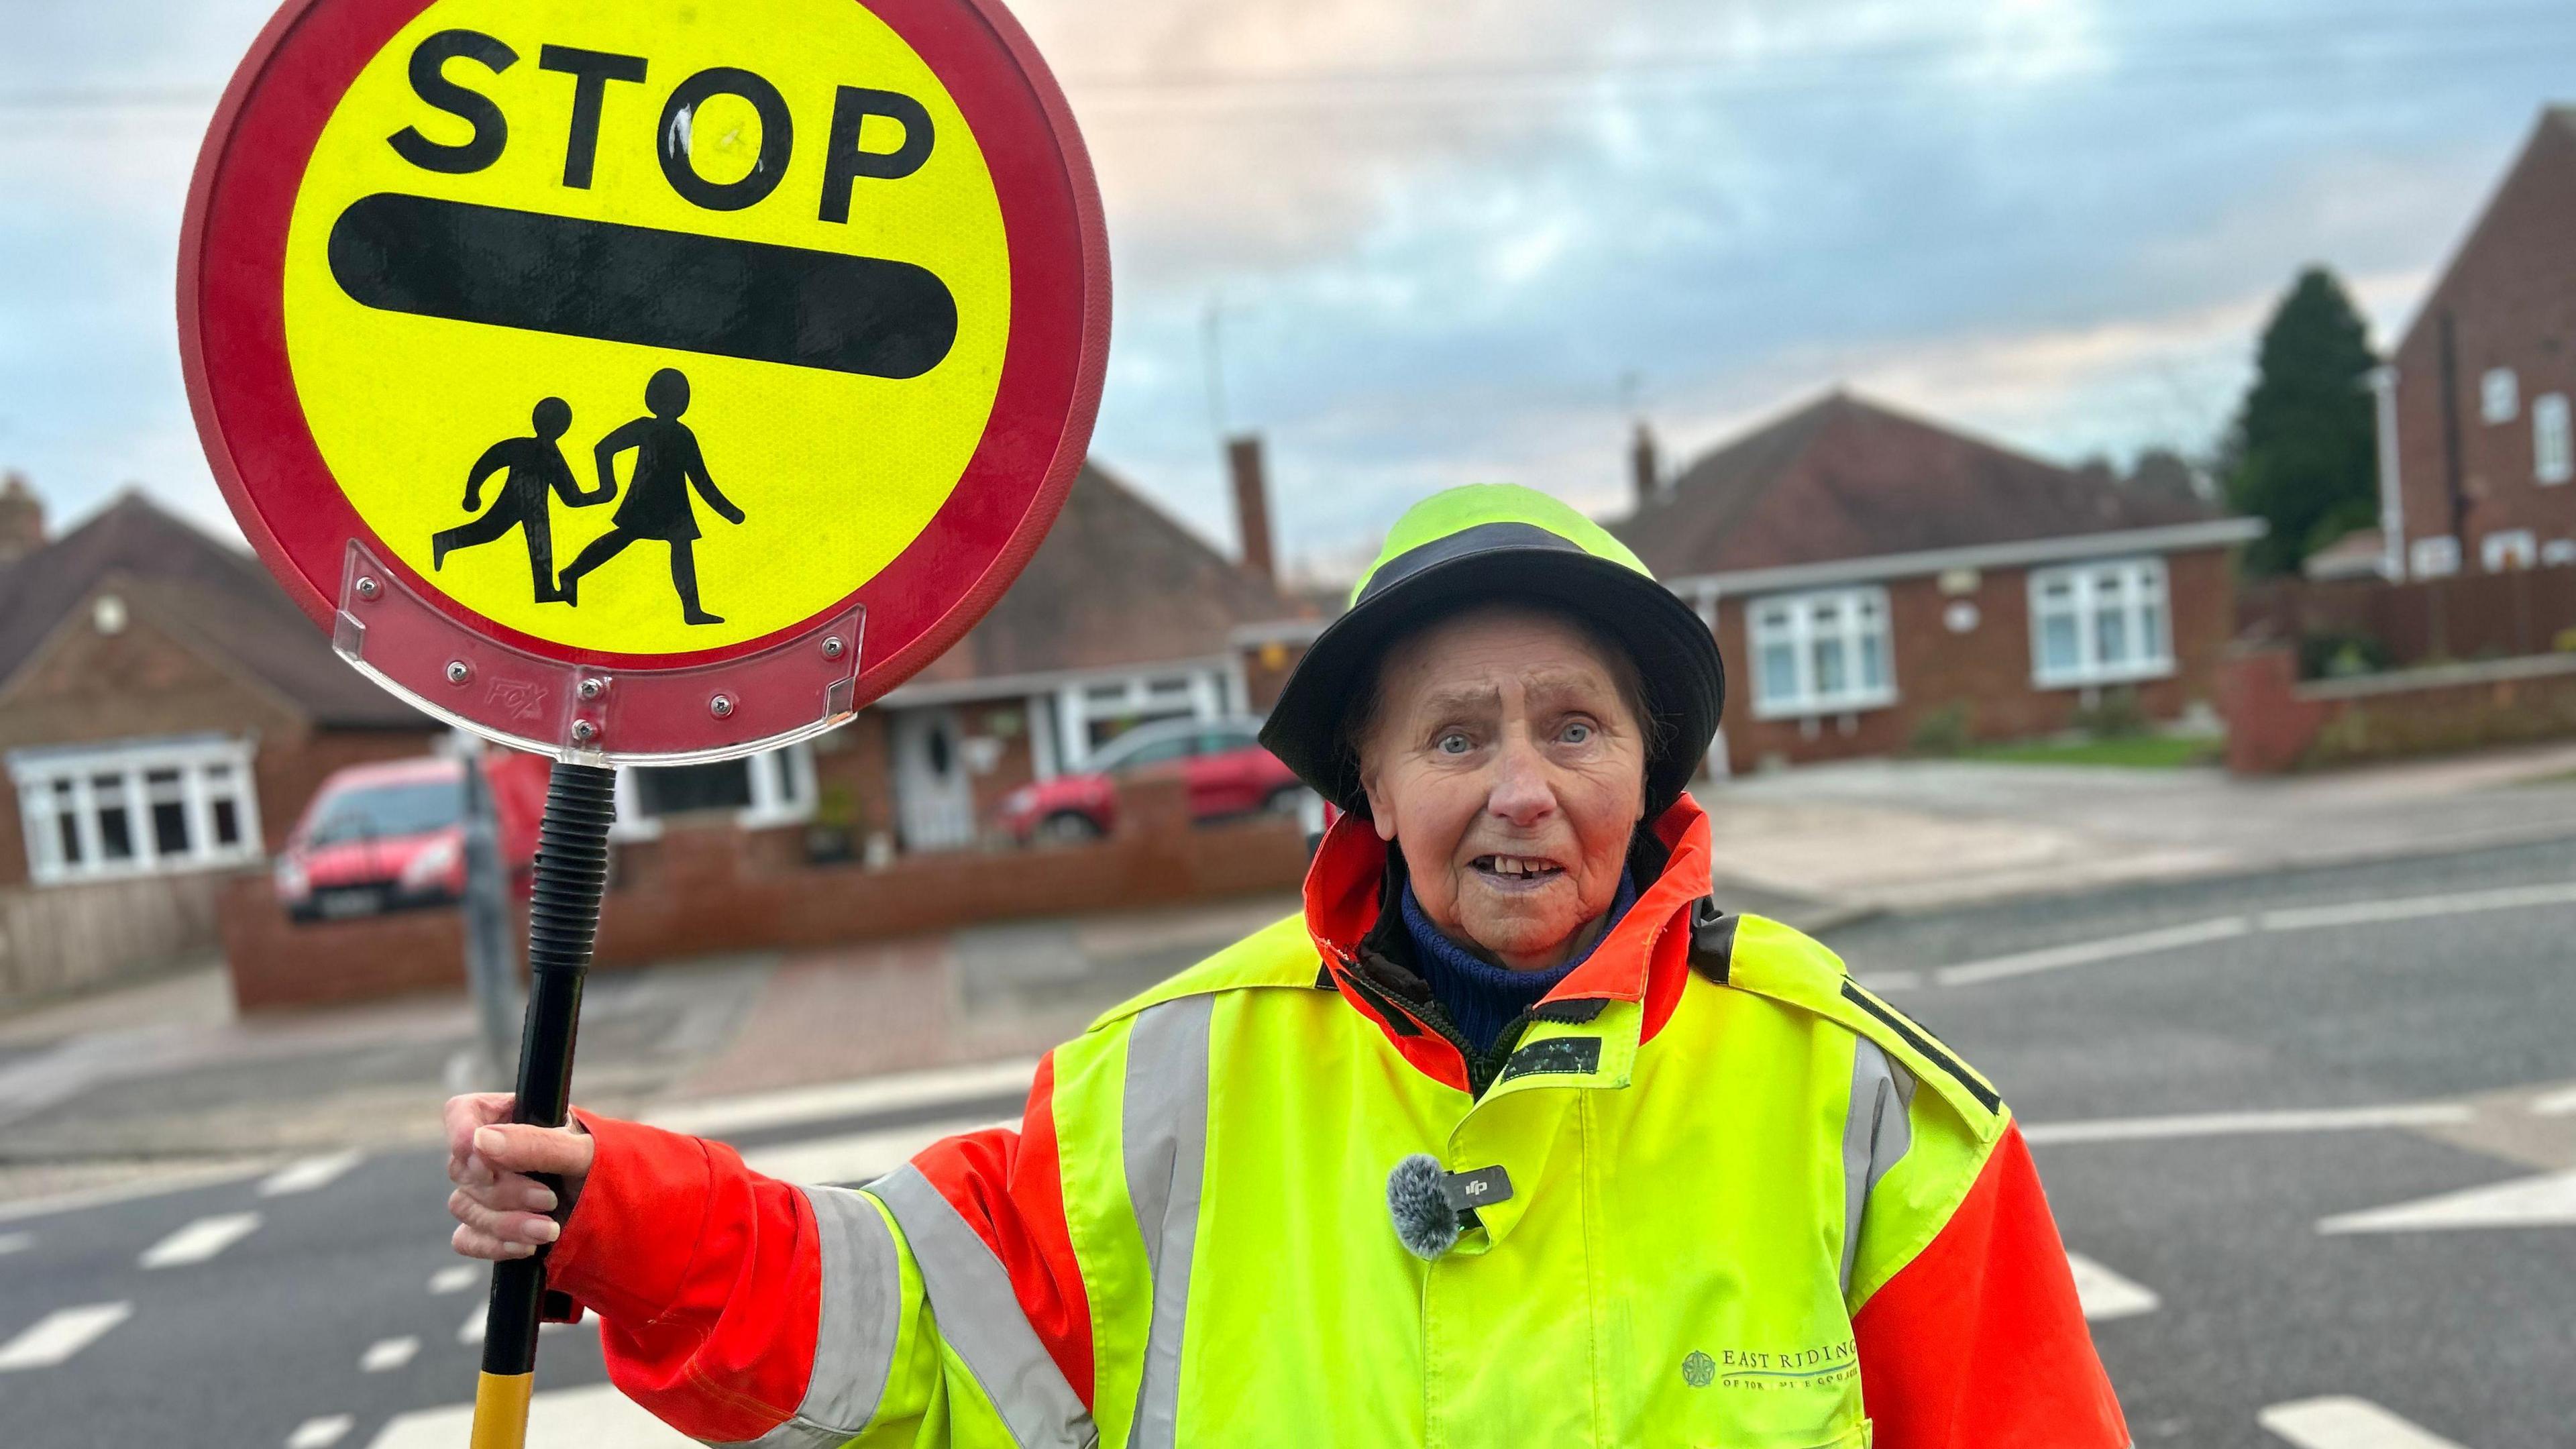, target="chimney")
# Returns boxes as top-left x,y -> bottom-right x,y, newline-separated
1630,421 -> 1660,511
1226,433 -> 1275,584
0,472 -> 42,563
